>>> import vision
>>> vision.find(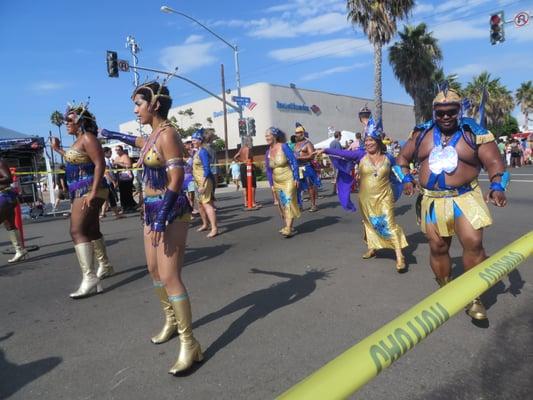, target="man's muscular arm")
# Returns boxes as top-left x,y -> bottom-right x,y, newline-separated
478,140 -> 507,207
